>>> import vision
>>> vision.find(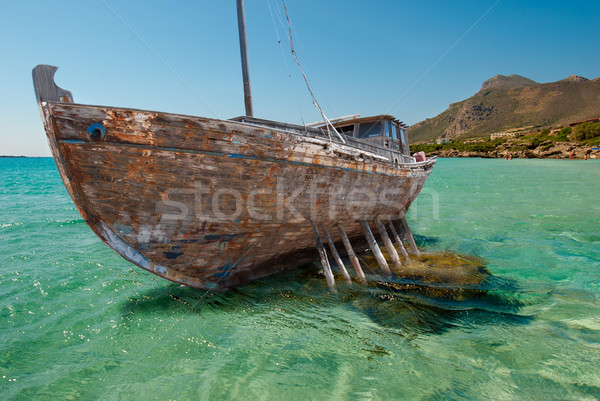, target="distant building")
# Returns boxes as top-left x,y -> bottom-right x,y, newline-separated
436,137 -> 450,144
490,132 -> 516,140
